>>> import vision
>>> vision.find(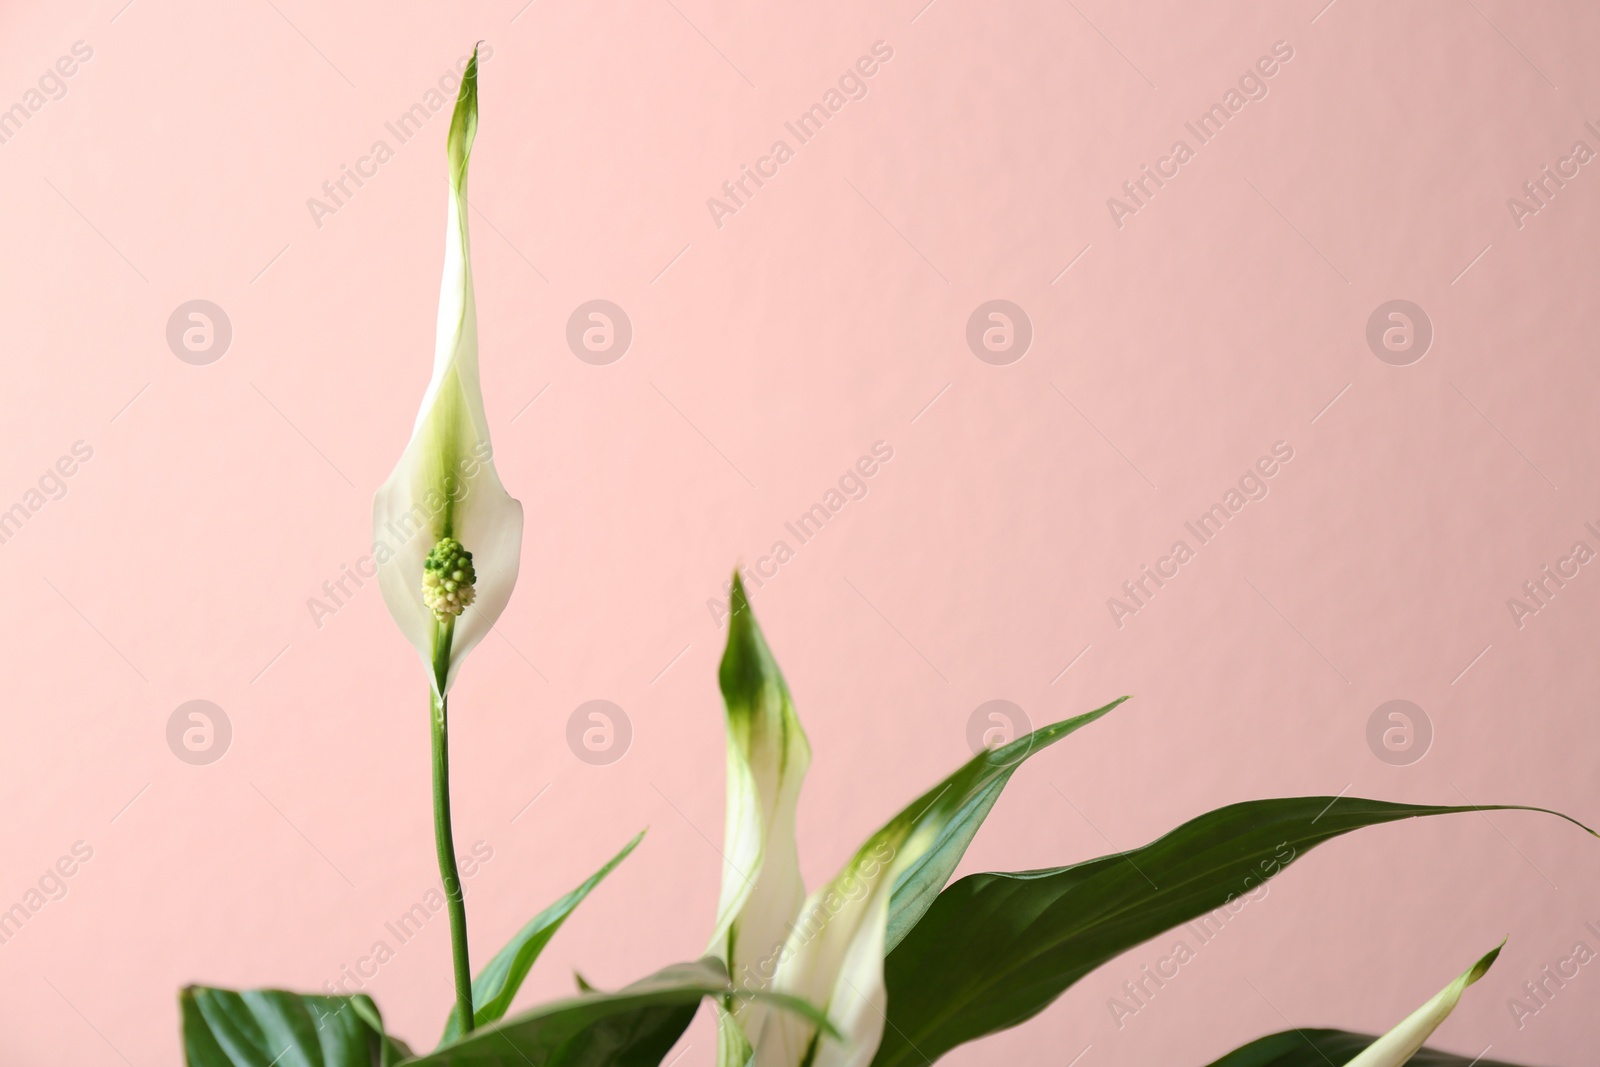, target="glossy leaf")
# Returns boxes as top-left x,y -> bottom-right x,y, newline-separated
744,699 -> 1127,1067
438,831 -> 645,1045
402,958 -> 834,1067
872,797 -> 1593,1067
884,696 -> 1128,954
182,986 -> 412,1067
